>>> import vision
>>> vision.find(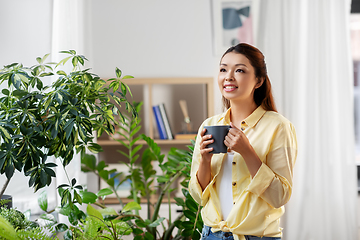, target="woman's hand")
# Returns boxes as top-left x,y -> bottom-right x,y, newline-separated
225,122 -> 262,177
200,128 -> 214,162
224,122 -> 252,155
196,128 -> 214,190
